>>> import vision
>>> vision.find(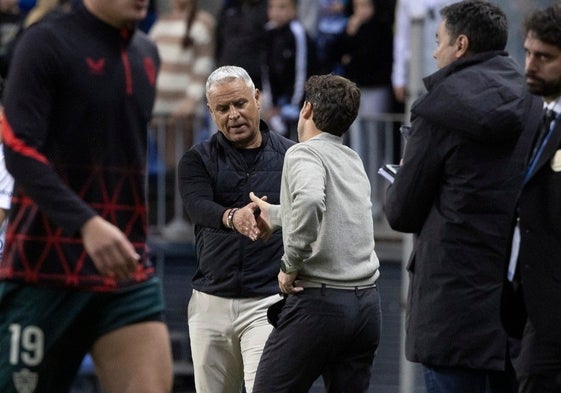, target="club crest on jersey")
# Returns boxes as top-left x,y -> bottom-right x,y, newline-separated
13,368 -> 38,393
86,57 -> 106,75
